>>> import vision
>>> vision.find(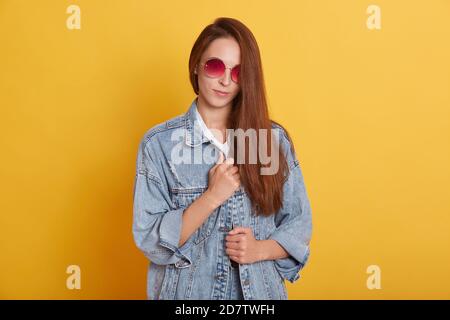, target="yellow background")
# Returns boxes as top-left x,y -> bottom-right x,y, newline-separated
1,0 -> 449,299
